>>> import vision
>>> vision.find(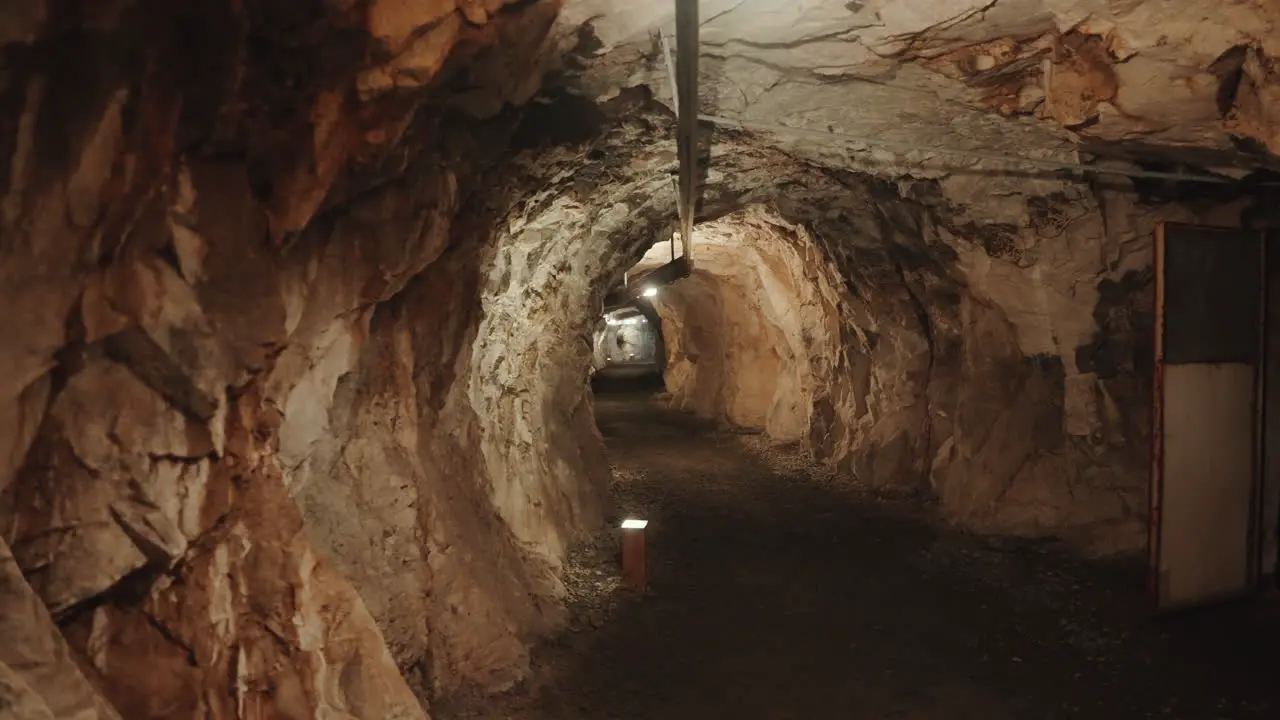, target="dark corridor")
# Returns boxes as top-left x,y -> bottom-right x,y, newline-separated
449,387 -> 1280,719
